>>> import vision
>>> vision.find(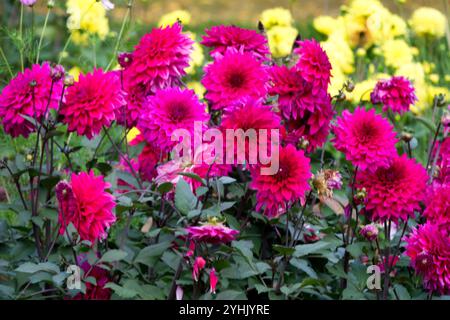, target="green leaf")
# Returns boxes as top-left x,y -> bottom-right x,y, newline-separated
293,241 -> 331,257
99,249 -> 128,263
104,282 -> 138,299
272,245 -> 295,256
178,172 -> 205,185
290,258 -> 318,279
174,178 -> 197,215
15,262 -> 59,274
134,241 -> 171,266
157,182 -> 173,194
232,240 -> 254,261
